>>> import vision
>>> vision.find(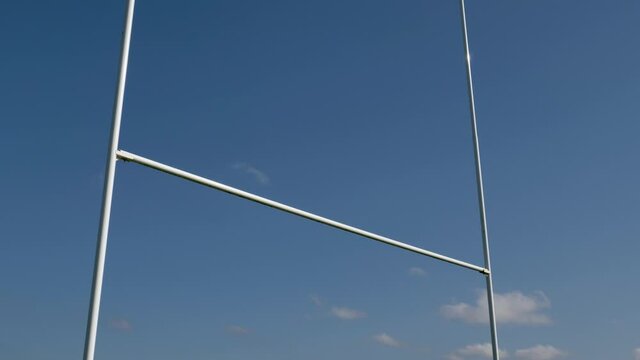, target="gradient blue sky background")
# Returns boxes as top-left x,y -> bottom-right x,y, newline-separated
1,0 -> 639,359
